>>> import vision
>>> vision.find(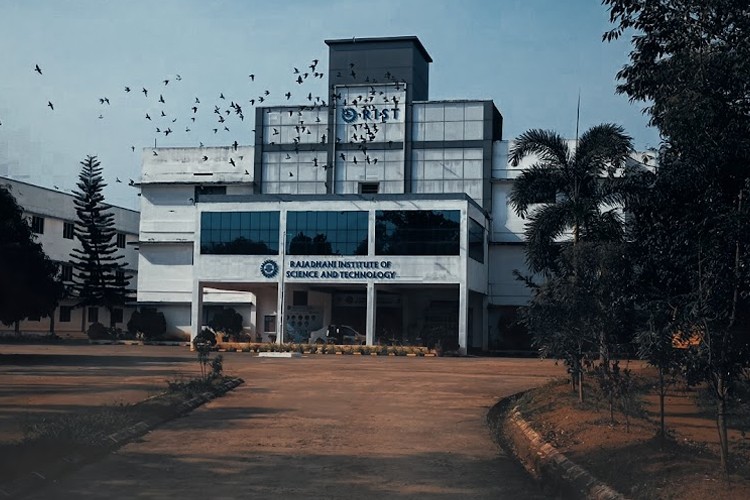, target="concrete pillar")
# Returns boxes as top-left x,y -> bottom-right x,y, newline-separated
191,282 -> 203,341
458,282 -> 468,355
366,282 -> 376,346
276,283 -> 284,344
481,294 -> 489,351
